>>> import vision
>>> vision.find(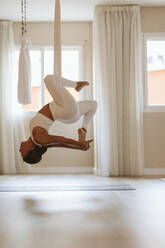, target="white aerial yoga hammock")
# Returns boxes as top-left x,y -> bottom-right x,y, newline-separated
17,0 -> 61,105
54,0 -> 62,79
17,0 -> 32,105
